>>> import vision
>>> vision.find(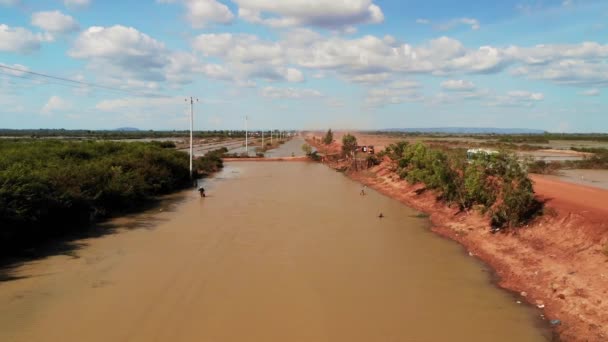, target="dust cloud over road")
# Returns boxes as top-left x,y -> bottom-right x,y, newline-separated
0,162 -> 548,342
